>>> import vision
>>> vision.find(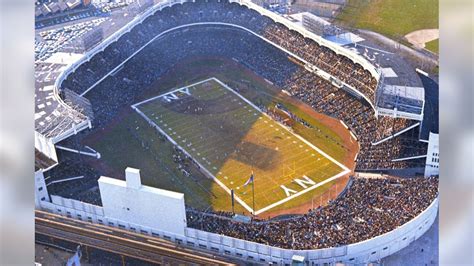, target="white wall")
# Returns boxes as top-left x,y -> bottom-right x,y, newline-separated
35,170 -> 50,208
183,198 -> 438,264
98,168 -> 187,236
35,131 -> 58,164
424,132 -> 439,177
38,185 -> 438,265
